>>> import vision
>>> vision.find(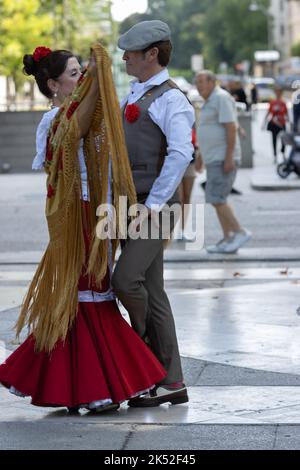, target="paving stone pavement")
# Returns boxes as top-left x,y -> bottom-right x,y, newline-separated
1,263 -> 300,450
1,109 -> 300,450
